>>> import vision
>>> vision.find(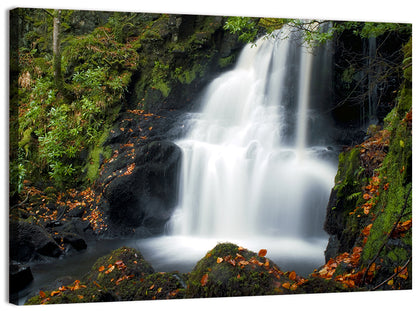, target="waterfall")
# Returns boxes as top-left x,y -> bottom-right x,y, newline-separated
139,26 -> 338,276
